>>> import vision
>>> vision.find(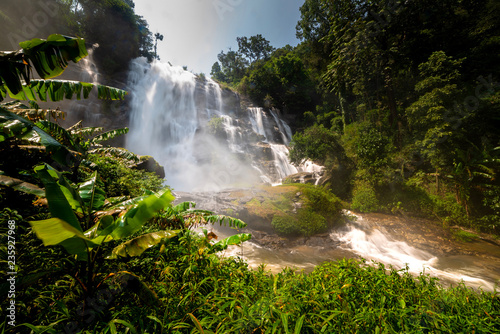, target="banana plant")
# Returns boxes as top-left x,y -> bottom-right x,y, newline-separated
0,34 -> 127,102
155,201 -> 252,255
28,163 -> 179,299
